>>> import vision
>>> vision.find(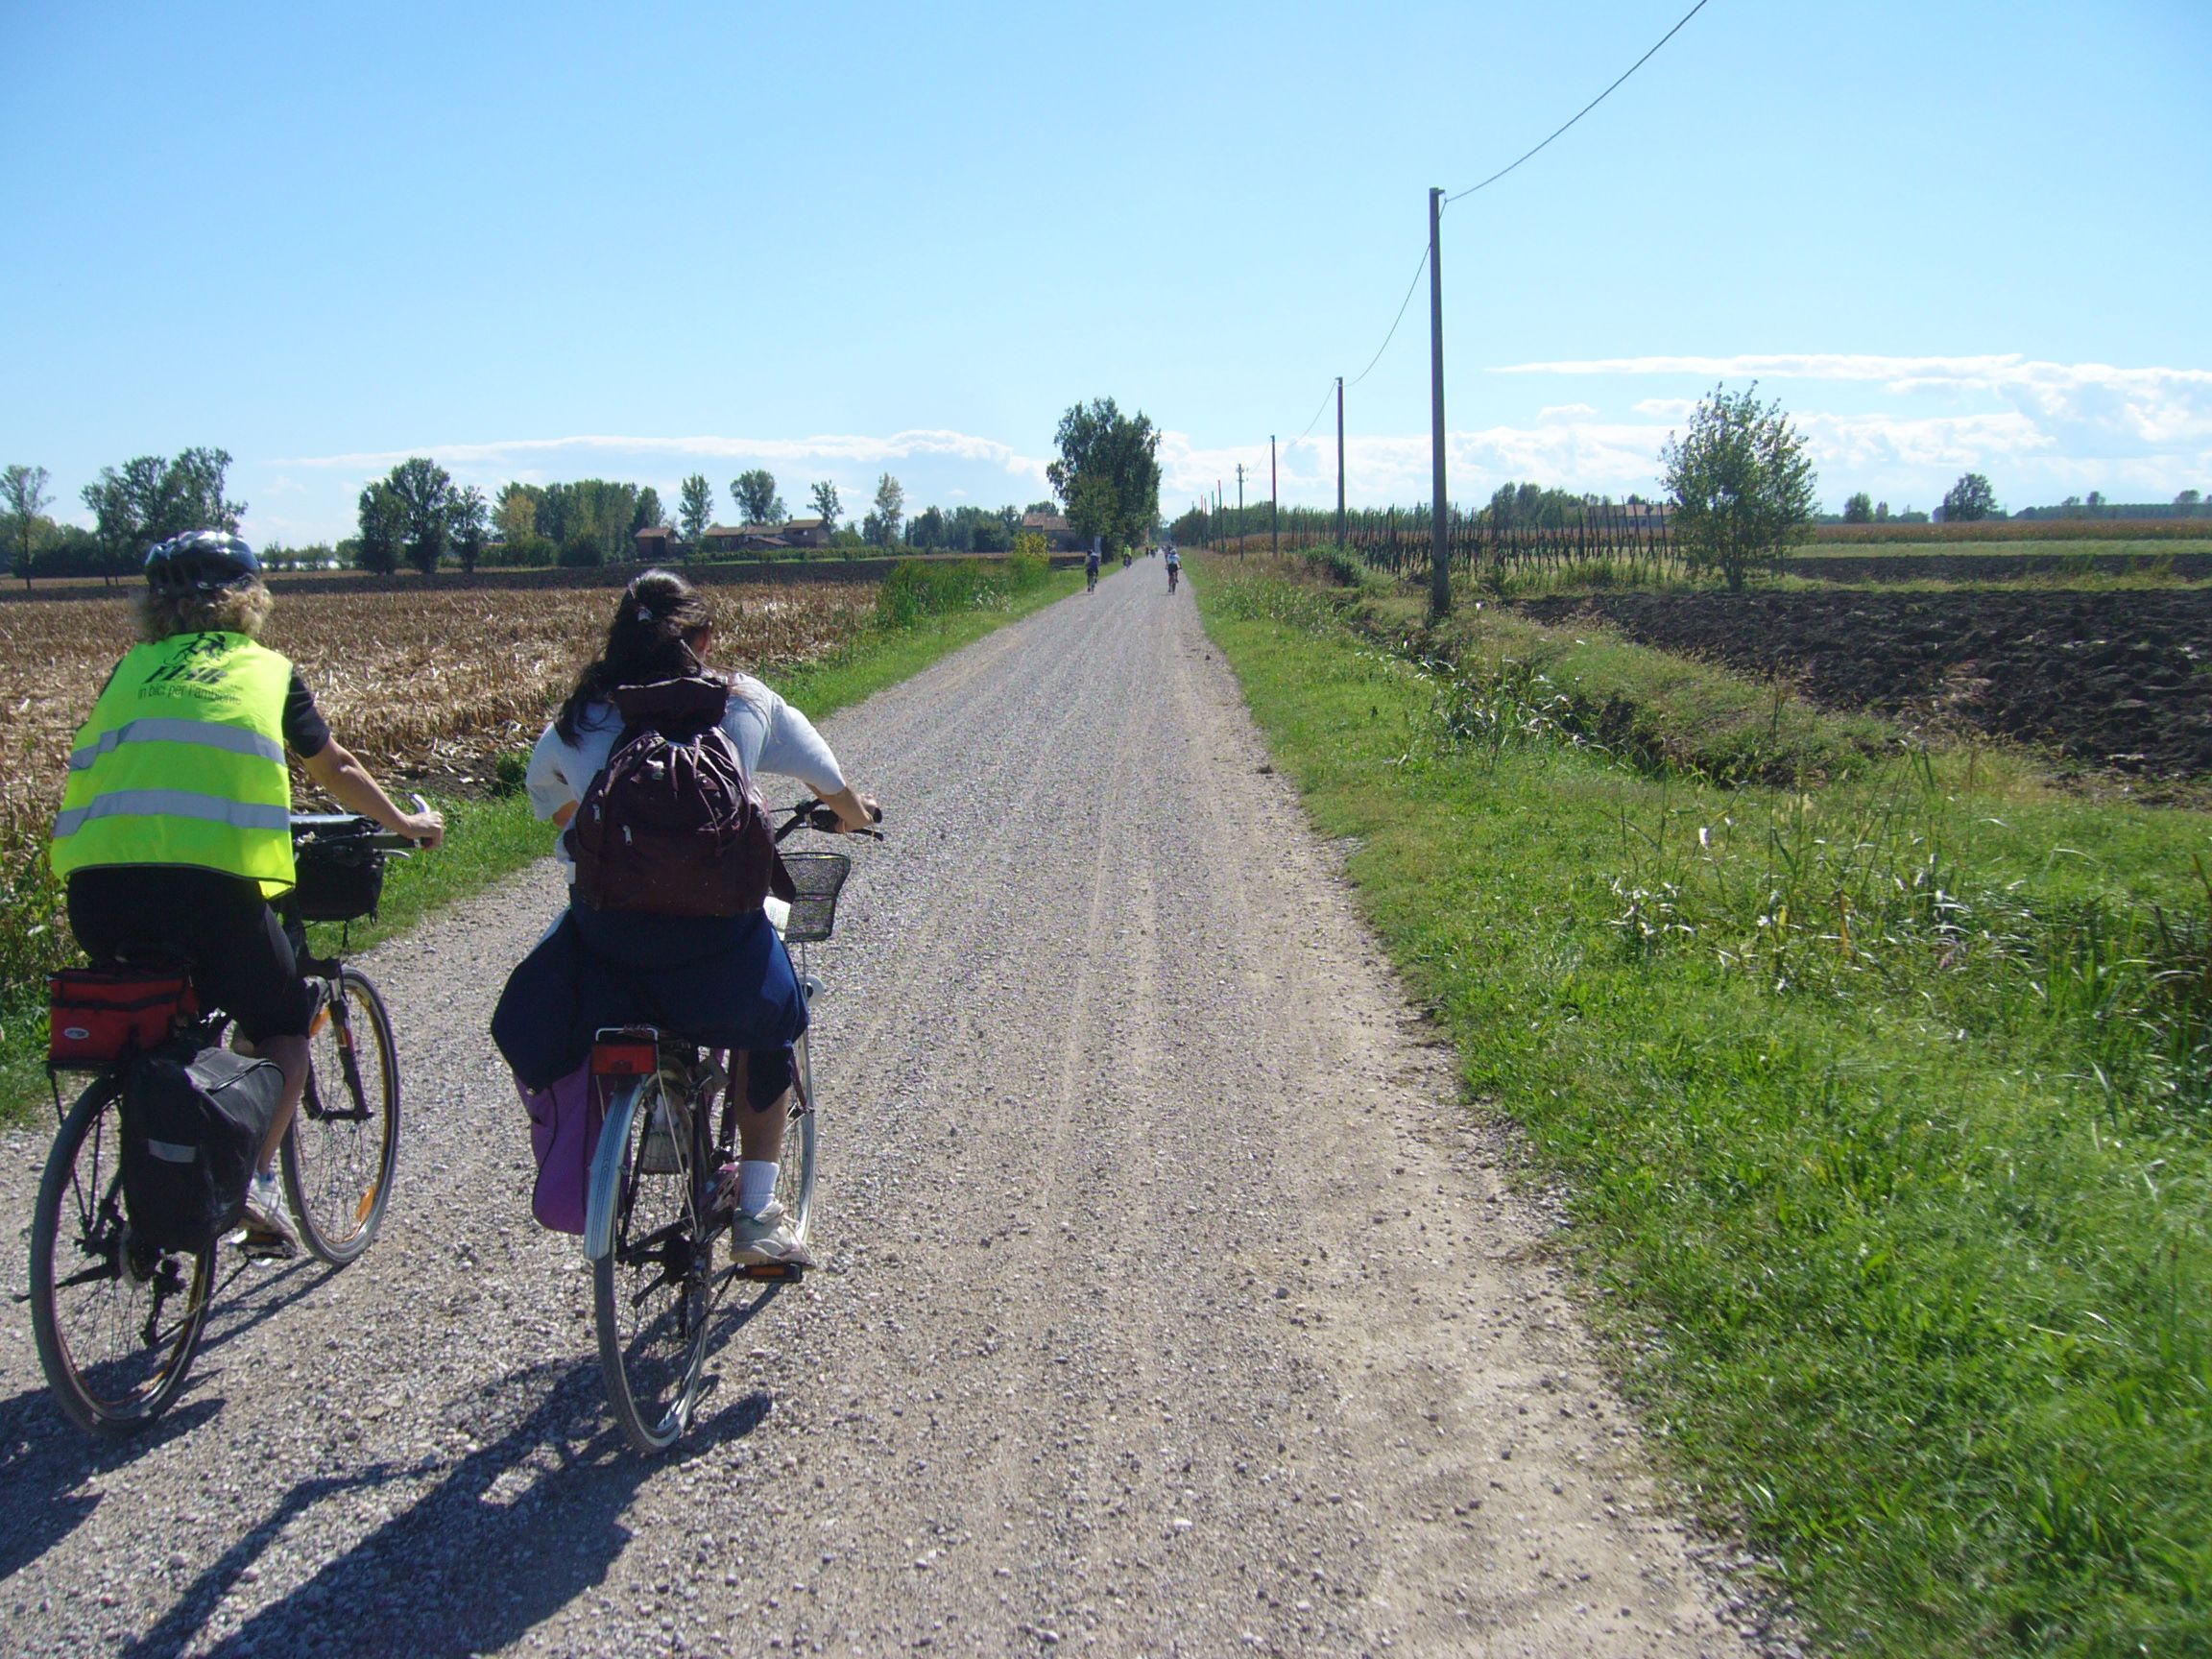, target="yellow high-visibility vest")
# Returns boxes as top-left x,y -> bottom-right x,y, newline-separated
52,632 -> 298,896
